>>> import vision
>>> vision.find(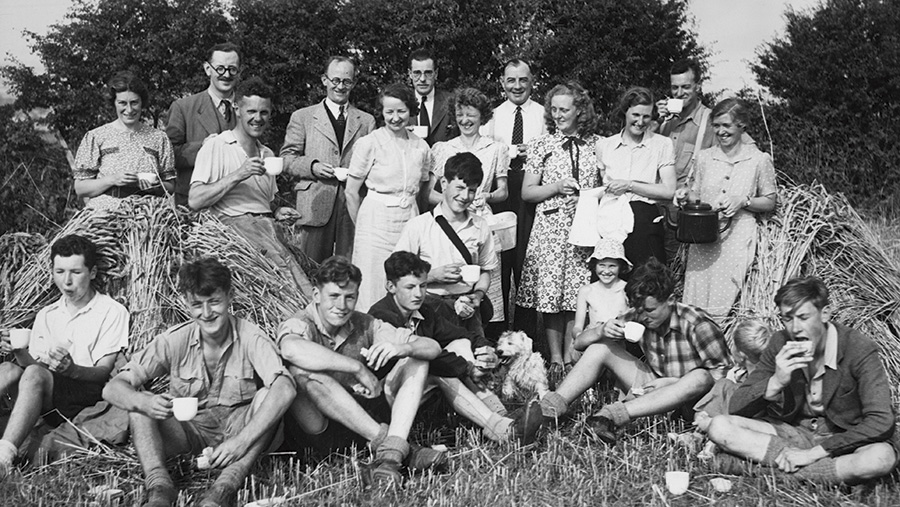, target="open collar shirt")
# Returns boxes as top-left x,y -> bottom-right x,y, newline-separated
596,130 -> 675,205
640,301 -> 730,378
